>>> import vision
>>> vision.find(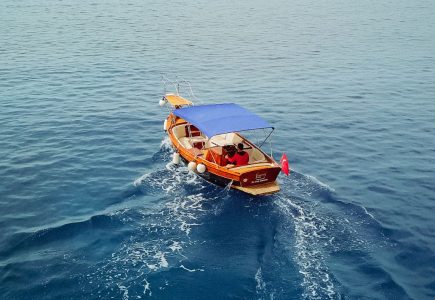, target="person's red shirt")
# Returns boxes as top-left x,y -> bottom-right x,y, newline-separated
232,151 -> 249,166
